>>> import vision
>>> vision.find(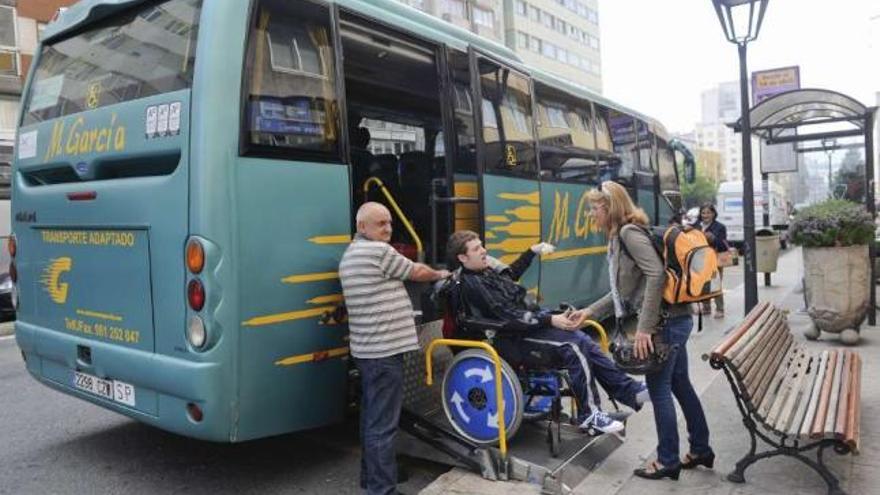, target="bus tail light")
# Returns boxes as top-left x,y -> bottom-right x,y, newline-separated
186,402 -> 203,423
187,315 -> 207,348
7,235 -> 15,258
186,239 -> 204,274
187,279 -> 205,311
